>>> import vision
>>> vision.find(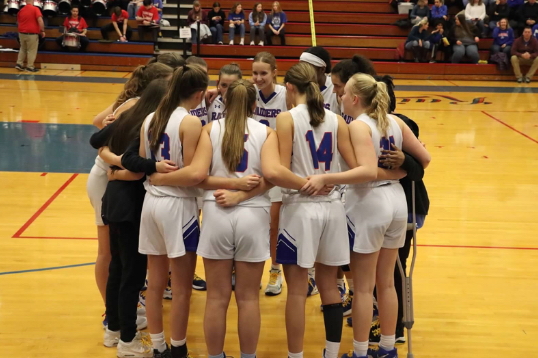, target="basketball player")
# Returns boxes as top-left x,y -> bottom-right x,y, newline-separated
88,63 -> 172,328
207,63 -> 243,122
301,74 -> 431,358
261,62 -> 377,358
137,64 -> 208,358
